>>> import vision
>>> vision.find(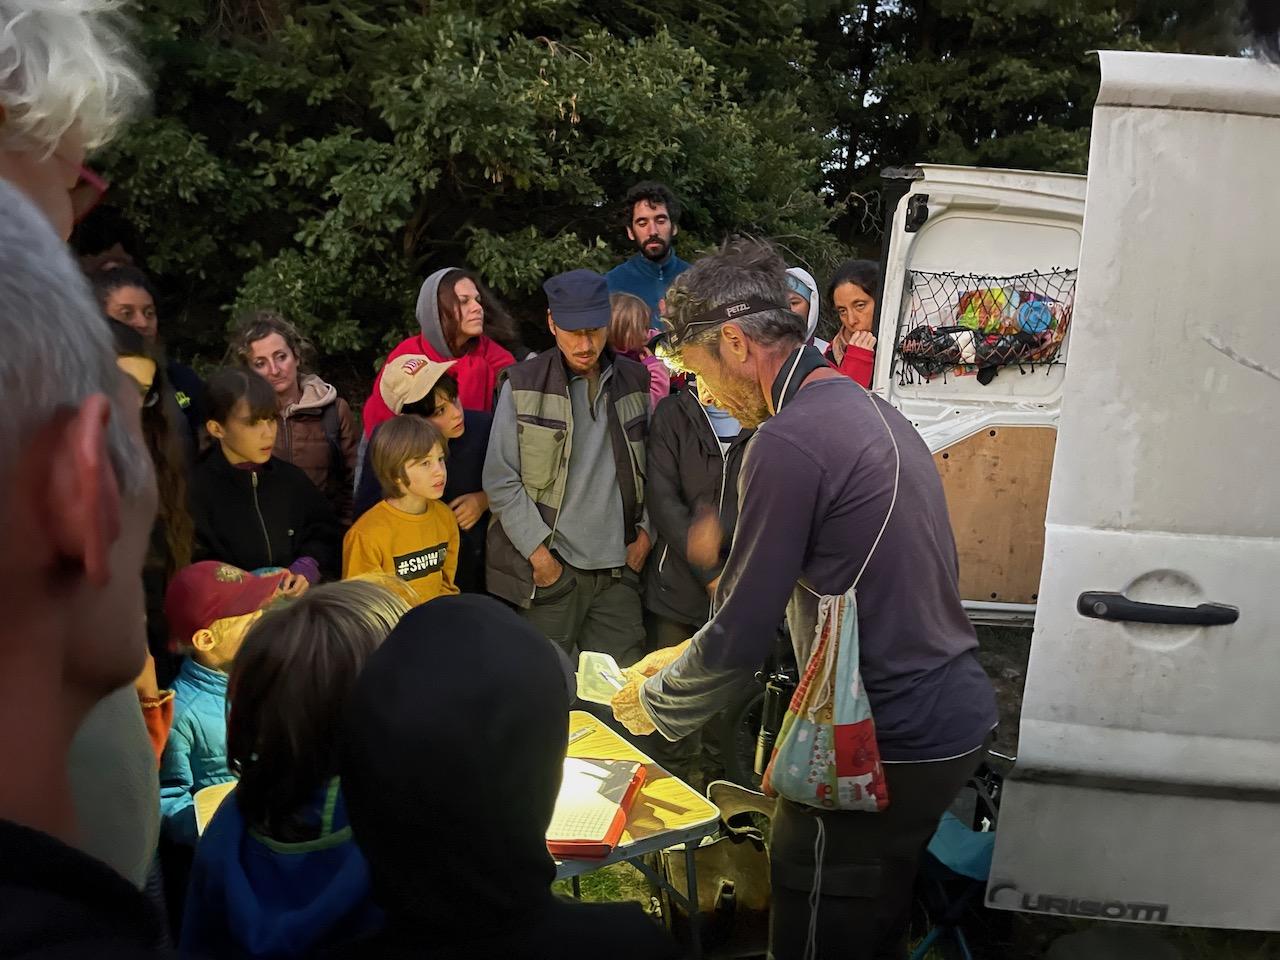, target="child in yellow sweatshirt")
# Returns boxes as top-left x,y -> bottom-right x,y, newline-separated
342,416 -> 460,605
